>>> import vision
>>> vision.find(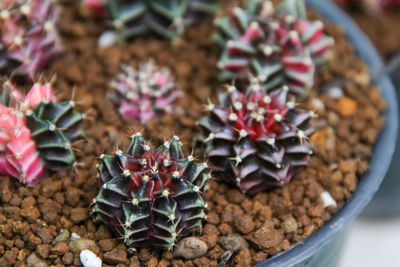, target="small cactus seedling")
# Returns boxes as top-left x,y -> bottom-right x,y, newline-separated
96,0 -> 219,40
111,61 -> 180,124
0,0 -> 61,77
214,0 -> 334,97
91,134 -> 210,251
197,82 -> 314,194
0,81 -> 84,185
